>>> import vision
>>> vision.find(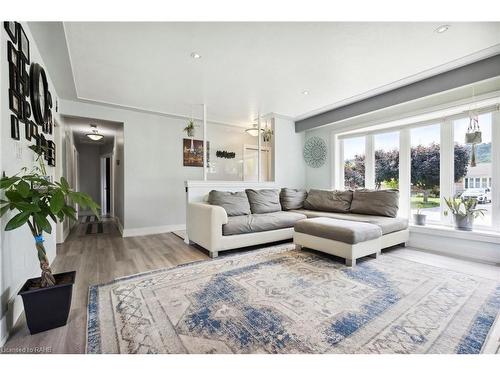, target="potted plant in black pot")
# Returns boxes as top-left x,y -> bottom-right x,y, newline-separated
444,196 -> 486,231
0,145 -> 99,334
413,202 -> 427,226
